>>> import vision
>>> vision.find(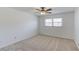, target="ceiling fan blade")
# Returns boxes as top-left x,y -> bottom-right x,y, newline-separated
47,12 -> 52,14
46,8 -> 52,11
35,9 -> 41,11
